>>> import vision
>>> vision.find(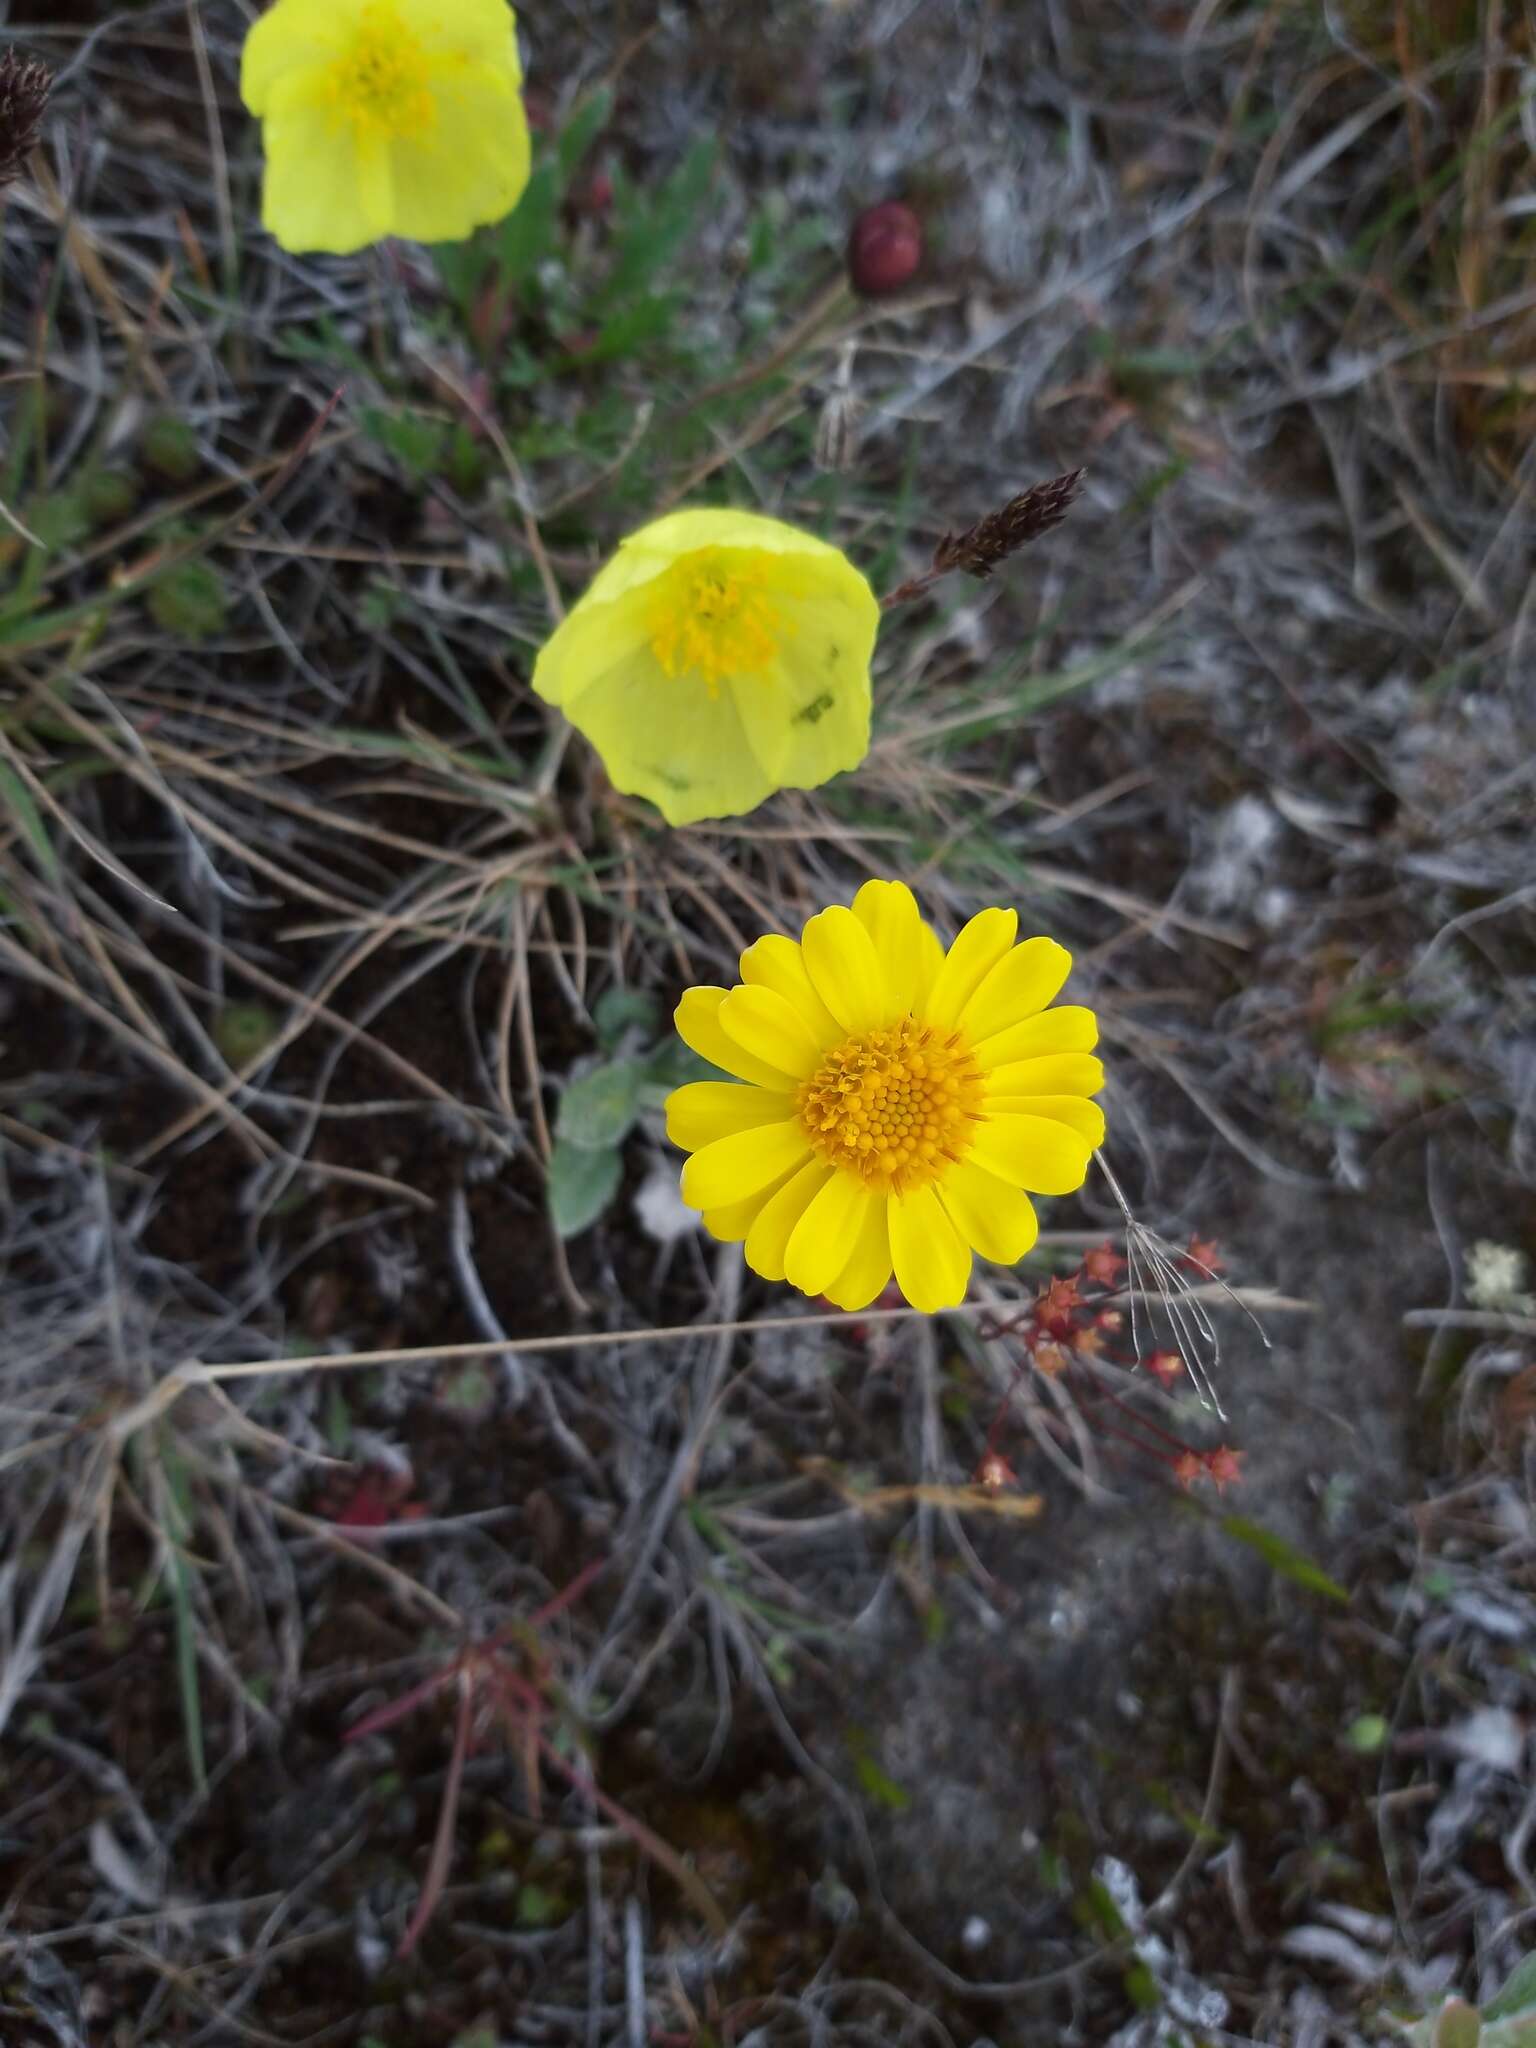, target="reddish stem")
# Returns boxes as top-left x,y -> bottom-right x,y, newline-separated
397,1672 -> 475,1959
343,1661 -> 458,1743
